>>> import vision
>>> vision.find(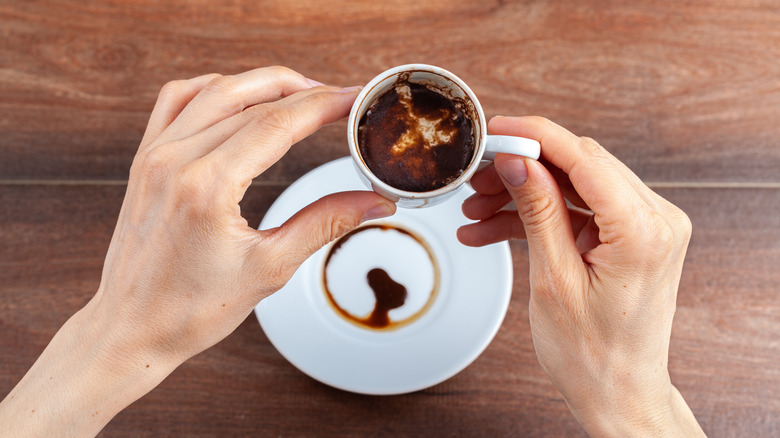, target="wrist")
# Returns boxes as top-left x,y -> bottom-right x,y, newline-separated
0,298 -> 181,437
66,297 -> 184,409
569,379 -> 672,437
566,378 -> 705,437
81,294 -> 186,377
